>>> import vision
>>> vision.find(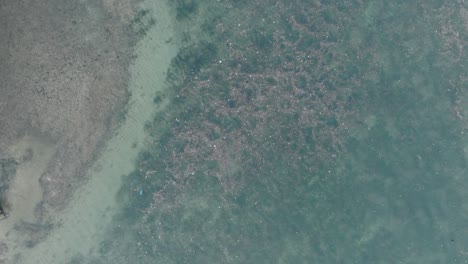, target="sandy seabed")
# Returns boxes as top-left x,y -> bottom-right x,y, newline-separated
0,0 -> 179,263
